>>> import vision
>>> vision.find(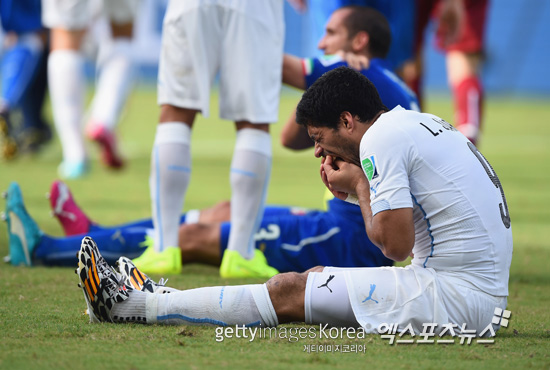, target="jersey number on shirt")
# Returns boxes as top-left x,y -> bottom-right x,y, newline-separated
468,142 -> 511,229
